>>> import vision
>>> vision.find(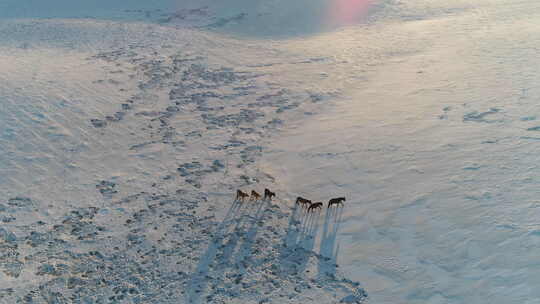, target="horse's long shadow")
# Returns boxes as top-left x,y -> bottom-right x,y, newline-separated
280,203 -> 322,275
282,203 -> 302,248
234,198 -> 270,269
185,197 -> 269,304
318,205 -> 344,277
185,198 -> 245,303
